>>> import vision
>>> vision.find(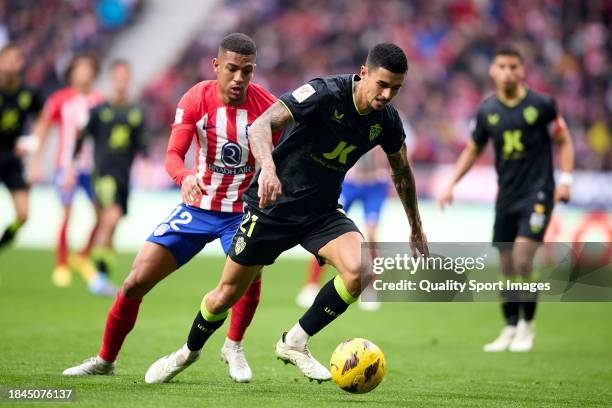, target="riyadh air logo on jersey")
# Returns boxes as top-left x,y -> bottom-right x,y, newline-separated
523,106 -> 539,125
369,124 -> 382,141
221,142 -> 242,167
235,236 -> 246,255
487,113 -> 500,125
